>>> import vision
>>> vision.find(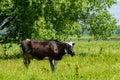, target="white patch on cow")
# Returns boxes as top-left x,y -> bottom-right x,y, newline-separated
44,57 -> 49,60
66,42 -> 74,46
26,39 -> 30,41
